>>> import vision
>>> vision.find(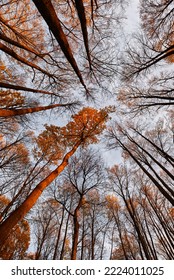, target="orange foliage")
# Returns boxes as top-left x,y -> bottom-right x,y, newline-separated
63,107 -> 108,146
0,0 -> 46,55
168,207 -> 174,218
111,233 -> 140,260
0,90 -> 25,109
36,107 -> 109,163
105,194 -> 120,211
